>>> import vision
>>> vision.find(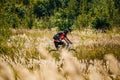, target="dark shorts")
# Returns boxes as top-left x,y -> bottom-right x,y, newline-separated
54,41 -> 64,48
